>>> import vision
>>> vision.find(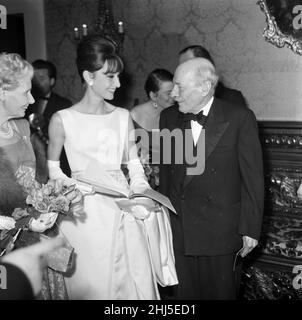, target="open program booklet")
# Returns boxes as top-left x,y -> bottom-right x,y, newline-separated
76,160 -> 176,214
